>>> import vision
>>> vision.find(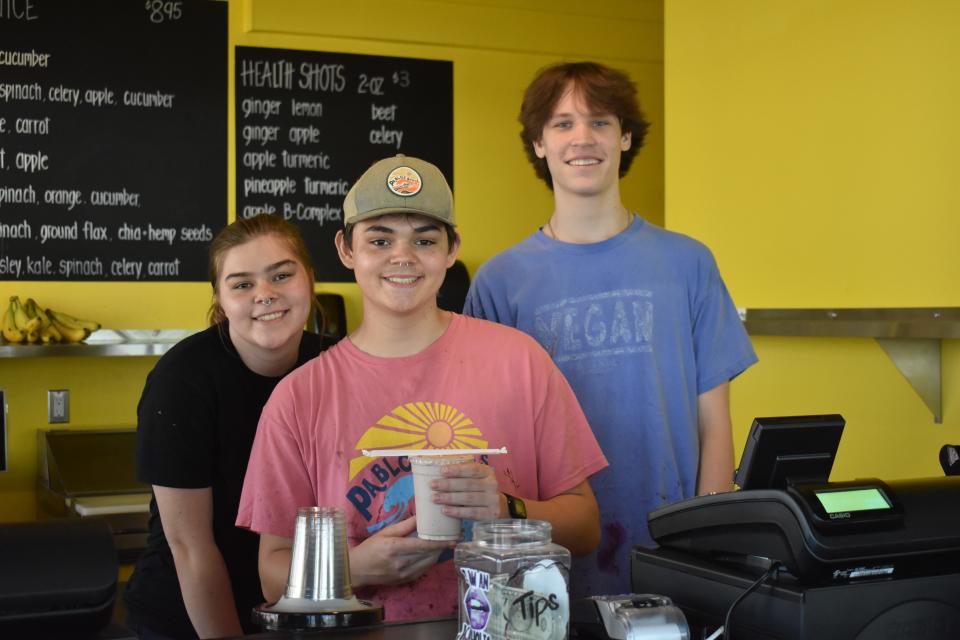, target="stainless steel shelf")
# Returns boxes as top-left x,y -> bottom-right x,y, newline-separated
742,307 -> 960,339
0,329 -> 193,359
742,308 -> 960,424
